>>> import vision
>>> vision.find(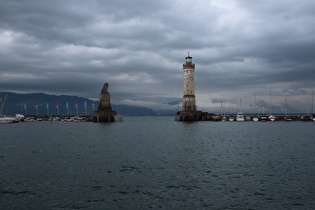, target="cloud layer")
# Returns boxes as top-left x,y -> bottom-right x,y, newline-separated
1,0 -> 315,113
